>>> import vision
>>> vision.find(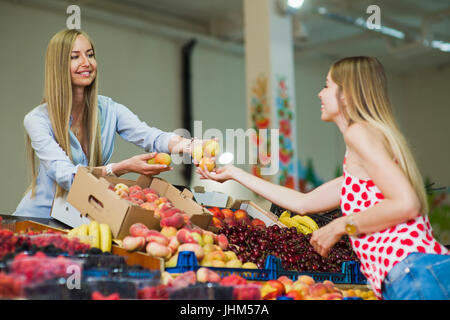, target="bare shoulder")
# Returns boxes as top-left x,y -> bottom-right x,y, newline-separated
344,122 -> 387,159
